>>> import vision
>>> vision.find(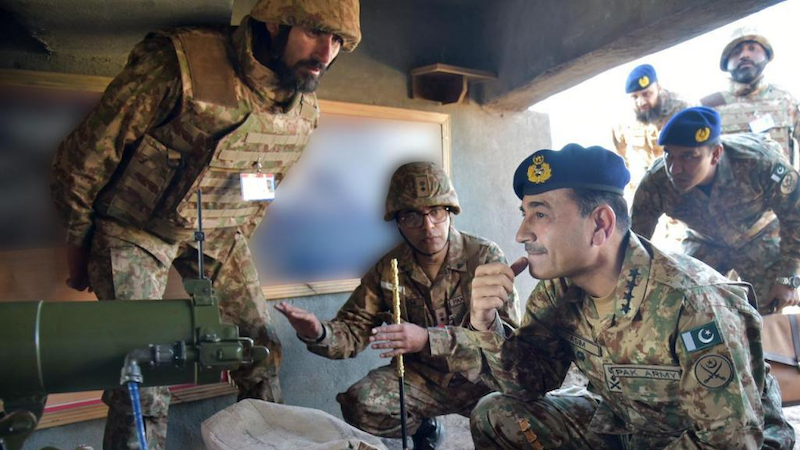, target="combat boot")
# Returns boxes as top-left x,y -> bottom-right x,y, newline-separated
412,417 -> 444,450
